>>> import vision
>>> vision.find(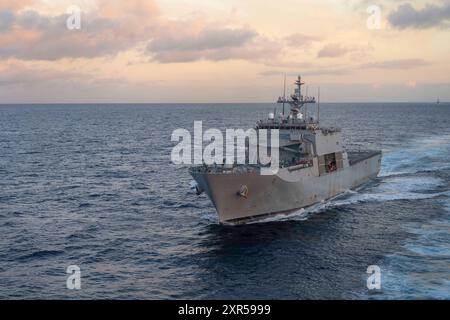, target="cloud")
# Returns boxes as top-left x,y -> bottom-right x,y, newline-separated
360,59 -> 430,69
263,60 -> 312,69
0,59 -> 126,89
148,35 -> 278,63
260,68 -> 349,77
149,27 -> 257,52
97,0 -> 160,19
317,44 -> 351,58
0,0 -> 33,11
146,17 -> 281,63
0,62 -> 84,86
405,80 -> 417,88
285,33 -> 321,48
0,0 -> 160,60
0,10 -> 15,32
0,0 -> 279,63
0,11 -> 150,60
388,2 -> 450,29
